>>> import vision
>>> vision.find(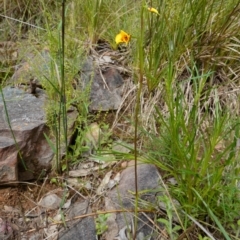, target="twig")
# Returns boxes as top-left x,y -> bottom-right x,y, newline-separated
26,209 -> 154,234
0,13 -> 46,30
